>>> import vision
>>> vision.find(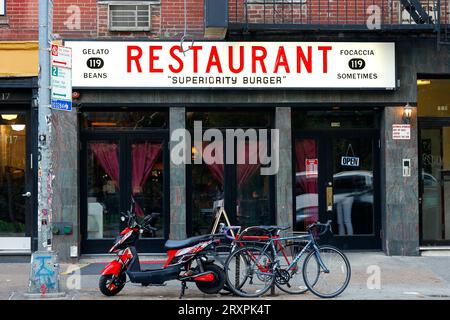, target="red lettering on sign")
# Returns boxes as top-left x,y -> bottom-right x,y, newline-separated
229,46 -> 244,74
149,46 -> 163,73
206,46 -> 223,73
273,46 -> 290,73
127,46 -> 142,73
251,46 -> 267,73
297,46 -> 312,73
318,46 -> 332,73
190,46 -> 203,73
169,46 -> 184,73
